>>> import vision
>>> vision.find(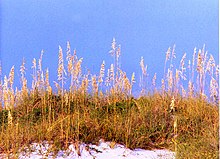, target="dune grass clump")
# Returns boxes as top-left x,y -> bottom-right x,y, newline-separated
0,39 -> 218,158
